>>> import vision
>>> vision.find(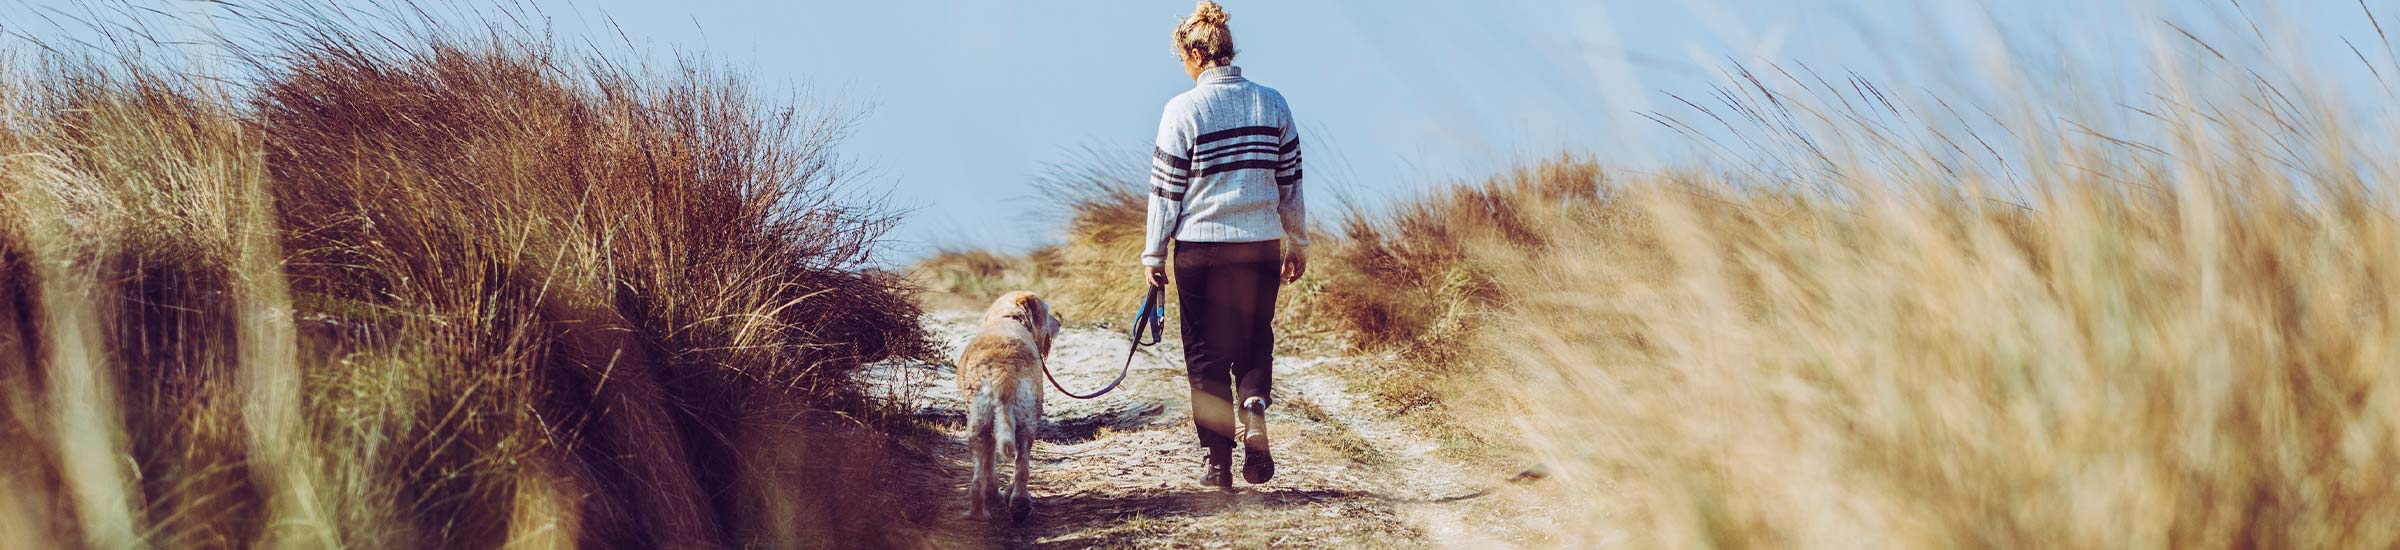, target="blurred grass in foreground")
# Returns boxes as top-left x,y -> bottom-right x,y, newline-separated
0,2 -> 942,547
1495,25 -> 2400,549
